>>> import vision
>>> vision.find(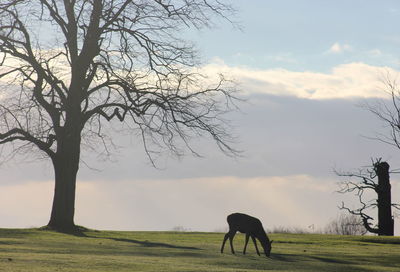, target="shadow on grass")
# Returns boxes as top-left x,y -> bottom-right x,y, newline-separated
269,253 -> 297,262
0,229 -> 34,238
357,238 -> 400,245
309,255 -> 353,265
110,237 -> 200,251
39,225 -> 93,237
39,226 -> 201,251
270,252 -> 352,265
217,253 -> 373,272
275,240 -> 314,245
